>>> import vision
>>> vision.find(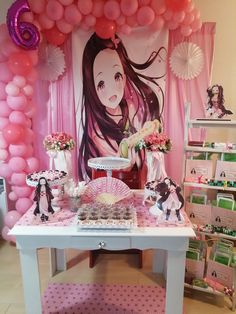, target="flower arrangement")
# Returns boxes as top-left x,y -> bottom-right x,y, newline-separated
43,132 -> 75,151
135,131 -> 172,153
